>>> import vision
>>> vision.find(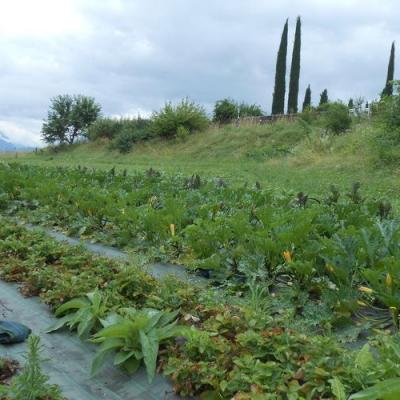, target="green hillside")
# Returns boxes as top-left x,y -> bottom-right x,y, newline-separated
3,118 -> 400,205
